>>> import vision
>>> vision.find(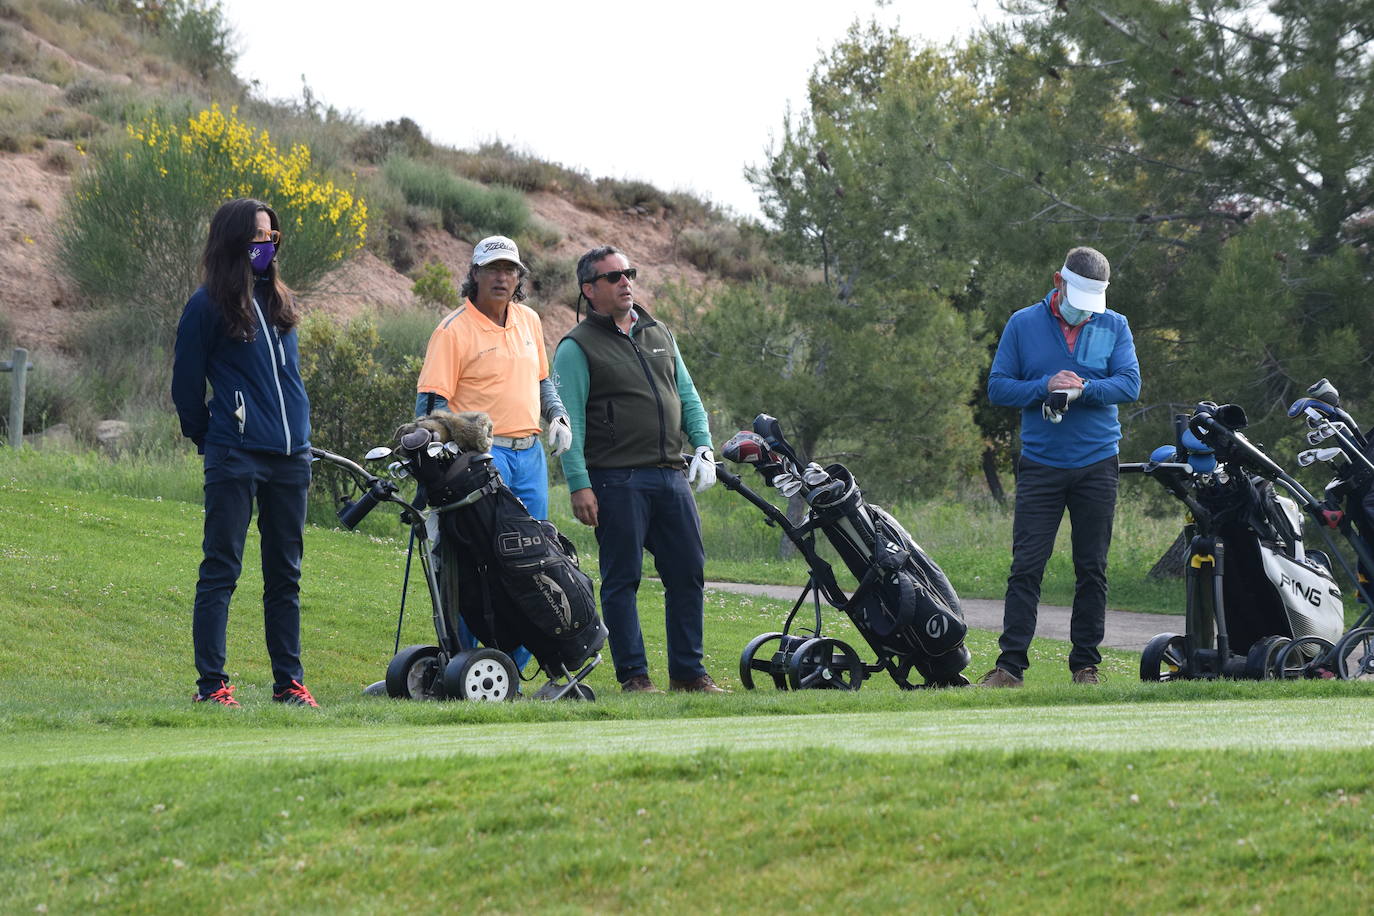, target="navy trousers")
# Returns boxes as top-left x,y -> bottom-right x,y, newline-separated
996,455 -> 1119,676
193,444 -> 311,695
590,467 -> 707,684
